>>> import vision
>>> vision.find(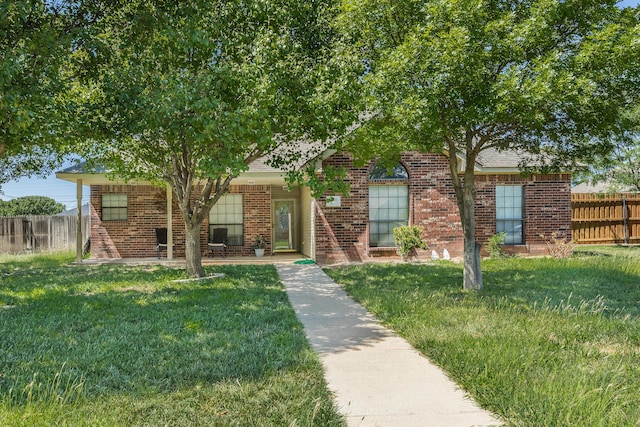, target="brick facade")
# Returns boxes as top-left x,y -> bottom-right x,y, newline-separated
90,184 -> 272,258
88,151 -> 571,263
474,173 -> 572,255
314,152 -> 572,264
